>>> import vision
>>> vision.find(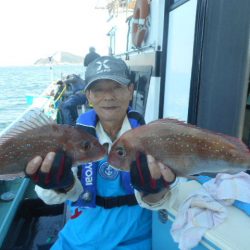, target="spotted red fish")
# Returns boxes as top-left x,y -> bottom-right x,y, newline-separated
0,108 -> 106,180
108,118 -> 250,176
